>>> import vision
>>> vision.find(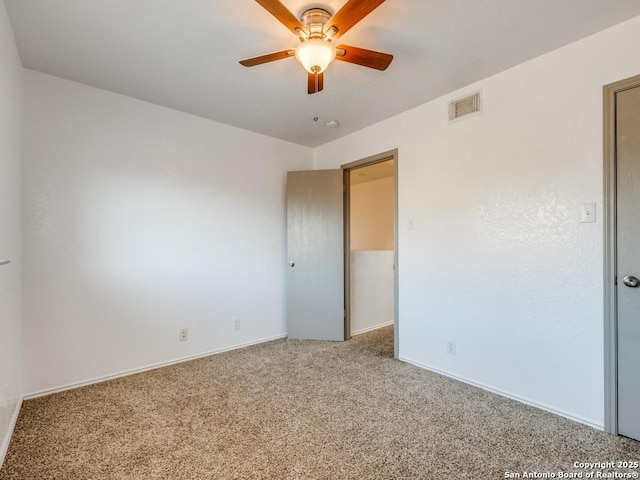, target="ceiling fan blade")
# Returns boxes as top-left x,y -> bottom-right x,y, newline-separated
335,45 -> 393,70
324,0 -> 386,39
254,0 -> 306,36
308,72 -> 324,94
239,50 -> 295,67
